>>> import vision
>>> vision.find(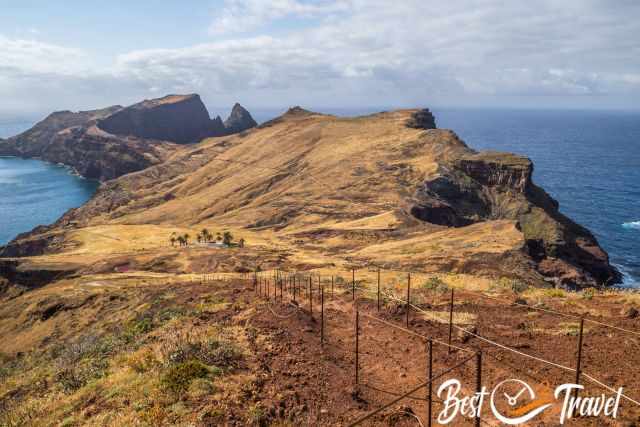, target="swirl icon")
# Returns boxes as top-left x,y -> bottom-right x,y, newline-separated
490,379 -> 552,425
